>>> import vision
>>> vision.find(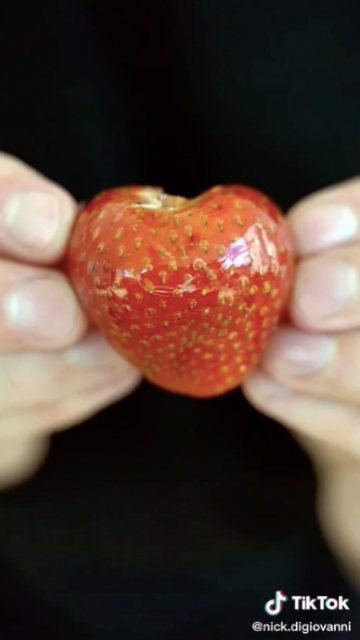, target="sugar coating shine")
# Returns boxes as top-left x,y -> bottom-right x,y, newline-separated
67,184 -> 294,397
